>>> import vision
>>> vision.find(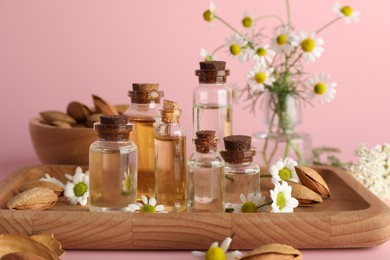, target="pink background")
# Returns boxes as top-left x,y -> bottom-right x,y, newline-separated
0,0 -> 389,259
